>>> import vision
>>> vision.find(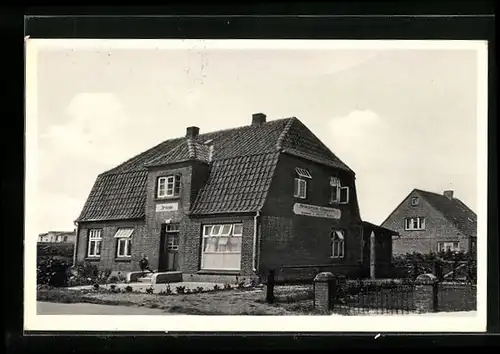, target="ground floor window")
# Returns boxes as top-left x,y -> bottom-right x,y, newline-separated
201,223 -> 243,271
87,229 -> 102,257
331,230 -> 345,258
114,228 -> 134,257
438,241 -> 460,253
